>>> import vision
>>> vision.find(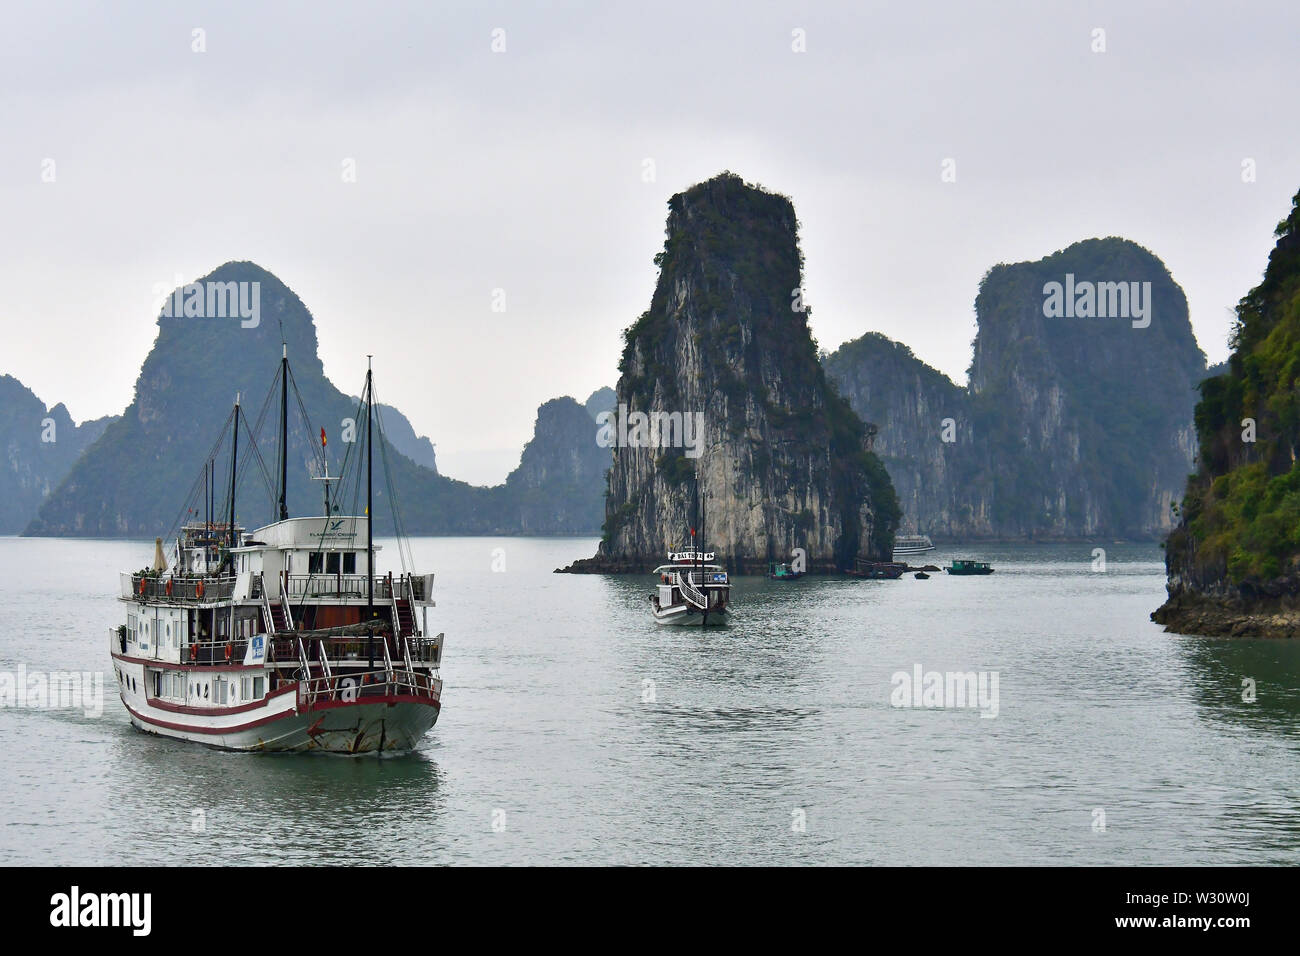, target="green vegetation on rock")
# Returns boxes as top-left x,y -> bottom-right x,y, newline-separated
1169,189 -> 1300,585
